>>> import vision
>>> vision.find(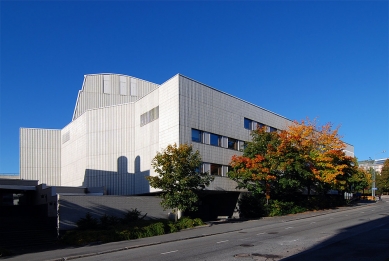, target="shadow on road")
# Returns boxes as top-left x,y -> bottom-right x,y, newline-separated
283,202 -> 389,261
